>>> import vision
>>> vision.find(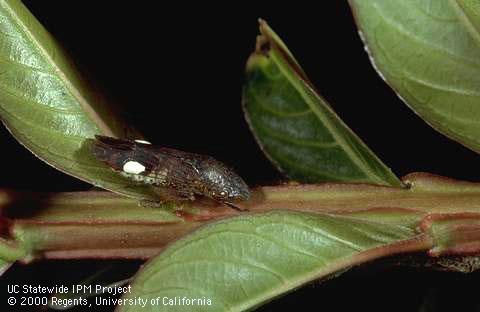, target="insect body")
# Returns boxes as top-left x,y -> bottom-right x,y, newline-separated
91,135 -> 251,206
